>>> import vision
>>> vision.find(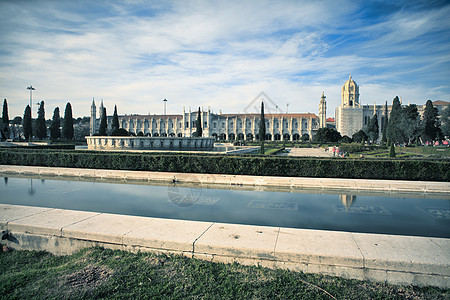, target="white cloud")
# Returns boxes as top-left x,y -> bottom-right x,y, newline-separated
0,0 -> 448,120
